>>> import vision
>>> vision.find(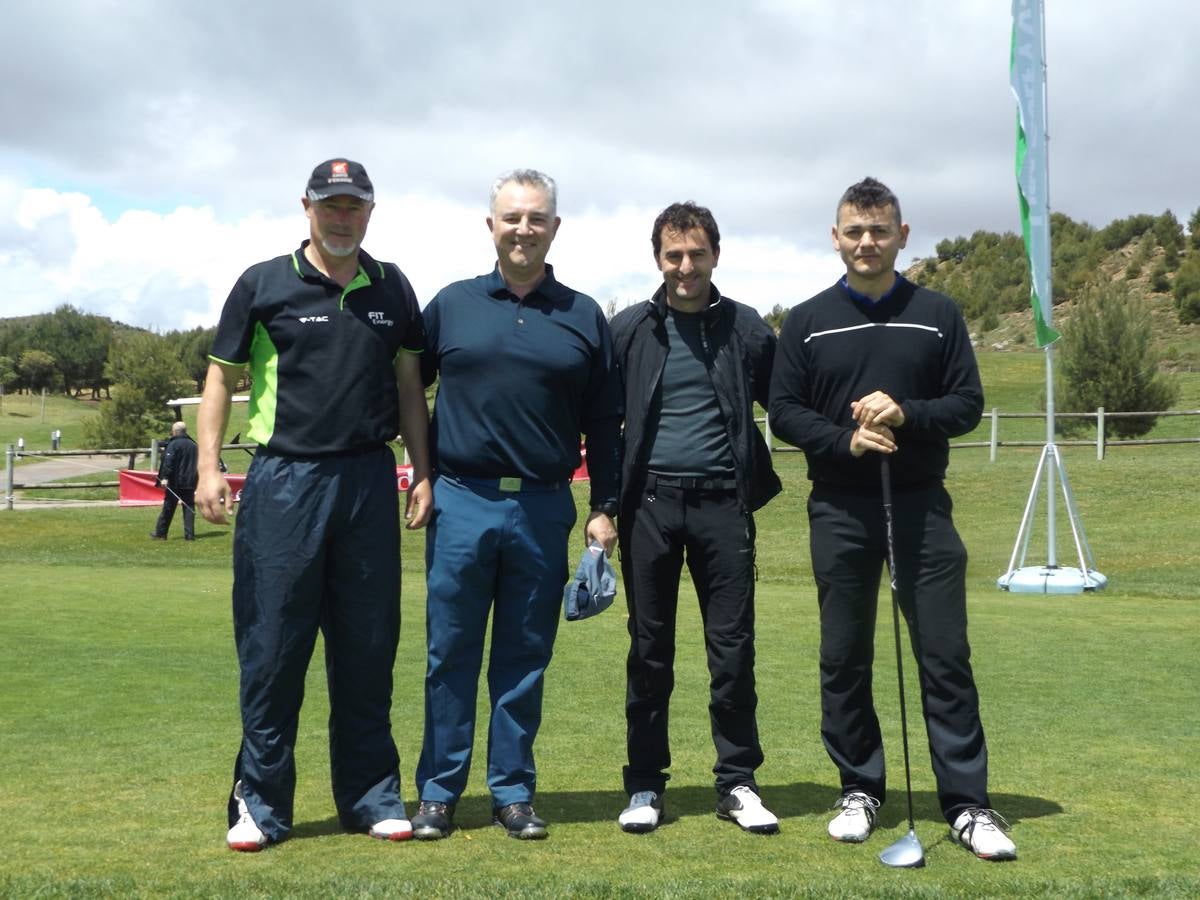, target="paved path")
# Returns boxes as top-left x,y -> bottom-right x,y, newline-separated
5,453 -> 130,510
